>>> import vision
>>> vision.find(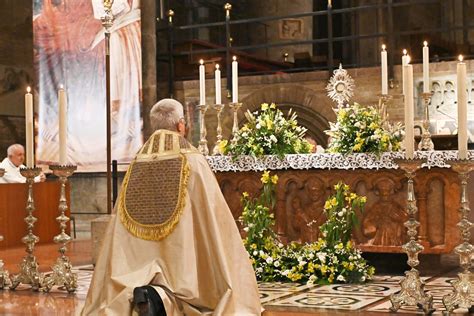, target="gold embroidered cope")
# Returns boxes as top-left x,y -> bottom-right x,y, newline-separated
119,130 -> 197,241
